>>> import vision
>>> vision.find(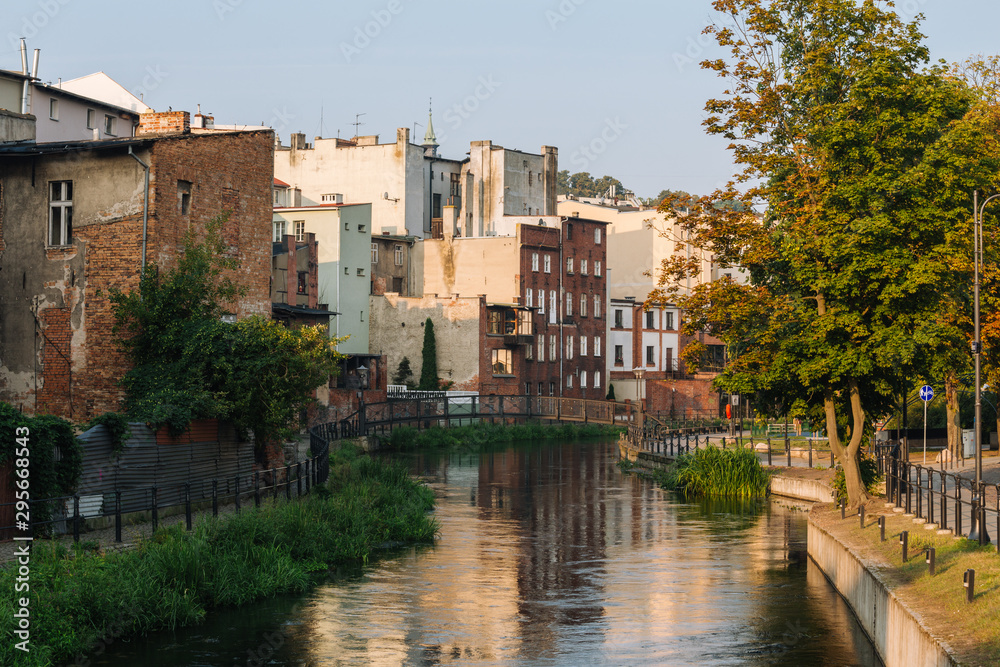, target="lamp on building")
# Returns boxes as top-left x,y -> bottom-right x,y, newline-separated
633,366 -> 646,411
